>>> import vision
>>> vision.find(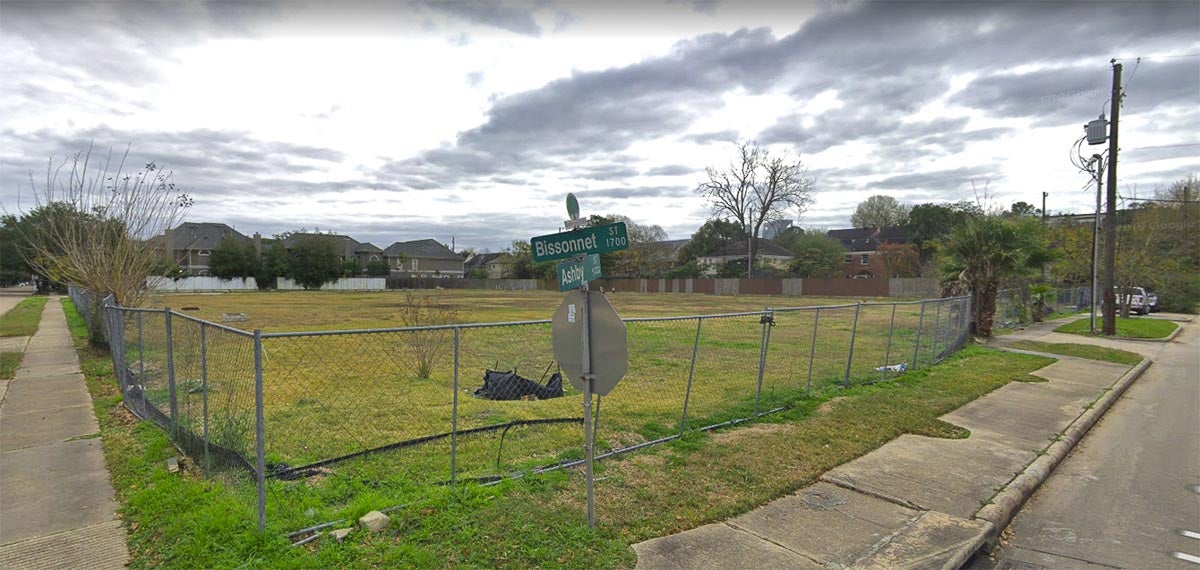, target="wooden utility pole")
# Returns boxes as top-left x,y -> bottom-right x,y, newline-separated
1102,61 -> 1121,335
